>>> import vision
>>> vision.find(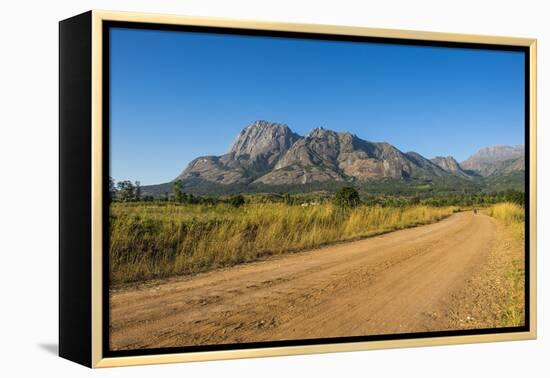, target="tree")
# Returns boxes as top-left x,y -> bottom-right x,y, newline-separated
283,193 -> 294,205
109,176 -> 117,201
173,180 -> 183,203
135,181 -> 141,201
505,189 -> 525,206
410,196 -> 421,205
228,194 -> 245,207
116,180 -> 135,202
334,187 -> 360,208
